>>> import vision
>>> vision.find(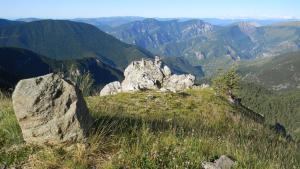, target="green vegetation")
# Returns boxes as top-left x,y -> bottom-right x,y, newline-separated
0,91 -> 37,166
212,67 -> 240,100
0,47 -> 123,89
237,82 -> 300,140
236,51 -> 300,140
239,51 -> 300,90
67,66 -> 95,97
0,89 -> 299,168
0,20 -> 153,70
